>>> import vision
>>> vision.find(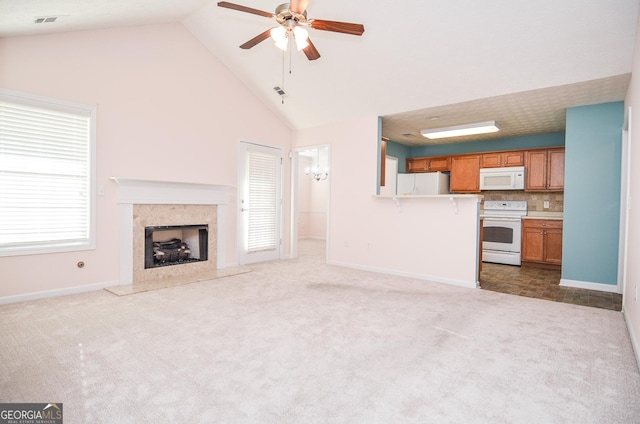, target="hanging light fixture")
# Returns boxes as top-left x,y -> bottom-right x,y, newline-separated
305,149 -> 329,181
293,26 -> 309,51
270,24 -> 310,52
270,26 -> 288,51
